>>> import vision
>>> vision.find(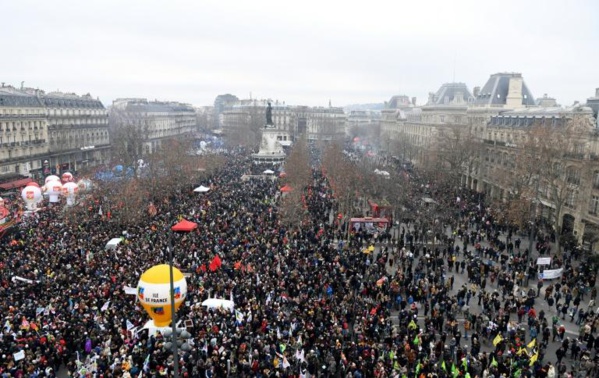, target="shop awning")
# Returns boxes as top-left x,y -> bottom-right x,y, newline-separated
0,178 -> 33,190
